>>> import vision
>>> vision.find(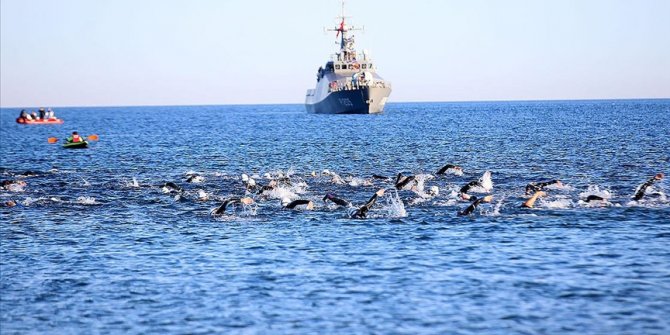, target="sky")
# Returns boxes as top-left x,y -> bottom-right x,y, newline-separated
1,0 -> 669,107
